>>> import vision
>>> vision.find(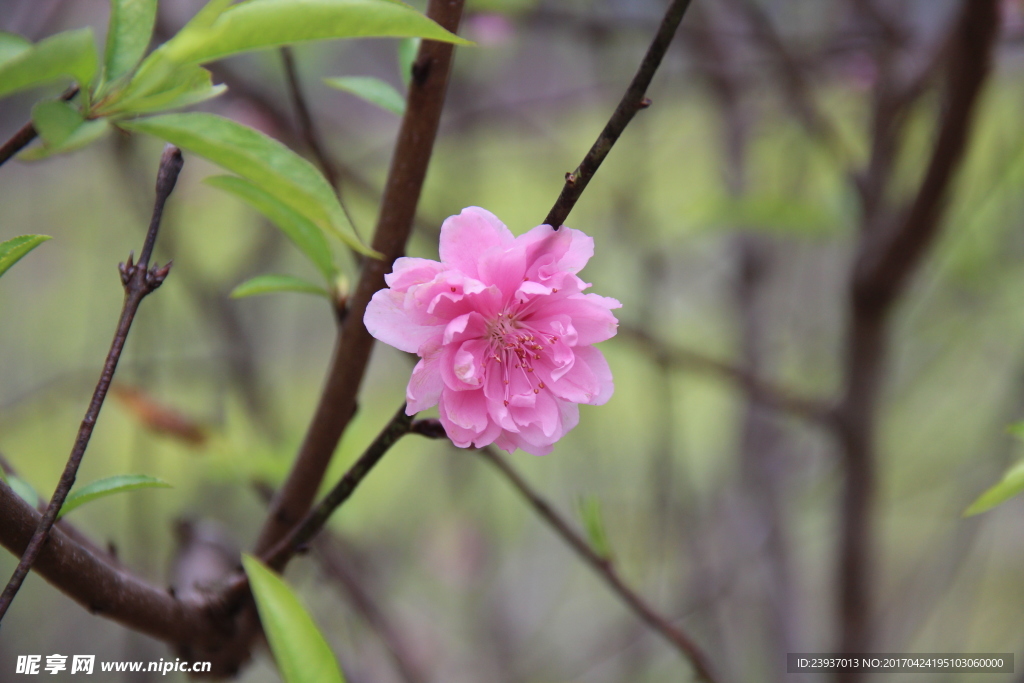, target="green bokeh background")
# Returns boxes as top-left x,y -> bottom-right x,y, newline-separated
3,0 -> 1024,681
